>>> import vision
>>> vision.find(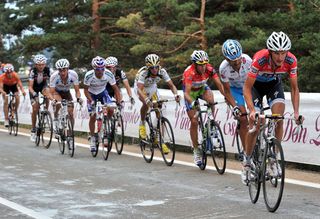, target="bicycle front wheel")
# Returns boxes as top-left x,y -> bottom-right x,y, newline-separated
39,112 -> 53,149
66,118 -> 75,157
235,129 -> 244,161
114,114 -> 124,155
159,117 -> 175,166
58,126 -> 65,155
208,120 -> 226,174
140,120 -> 154,163
262,138 -> 285,212
102,118 -> 113,160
